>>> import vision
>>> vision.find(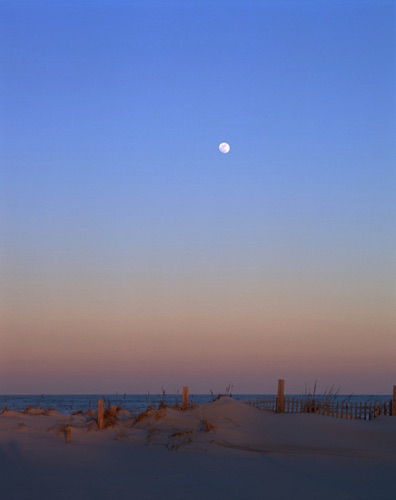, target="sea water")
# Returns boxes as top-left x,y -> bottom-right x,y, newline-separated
0,393 -> 391,414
